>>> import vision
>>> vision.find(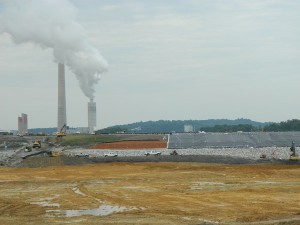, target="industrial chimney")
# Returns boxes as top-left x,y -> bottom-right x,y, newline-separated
57,63 -> 67,132
88,99 -> 96,134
